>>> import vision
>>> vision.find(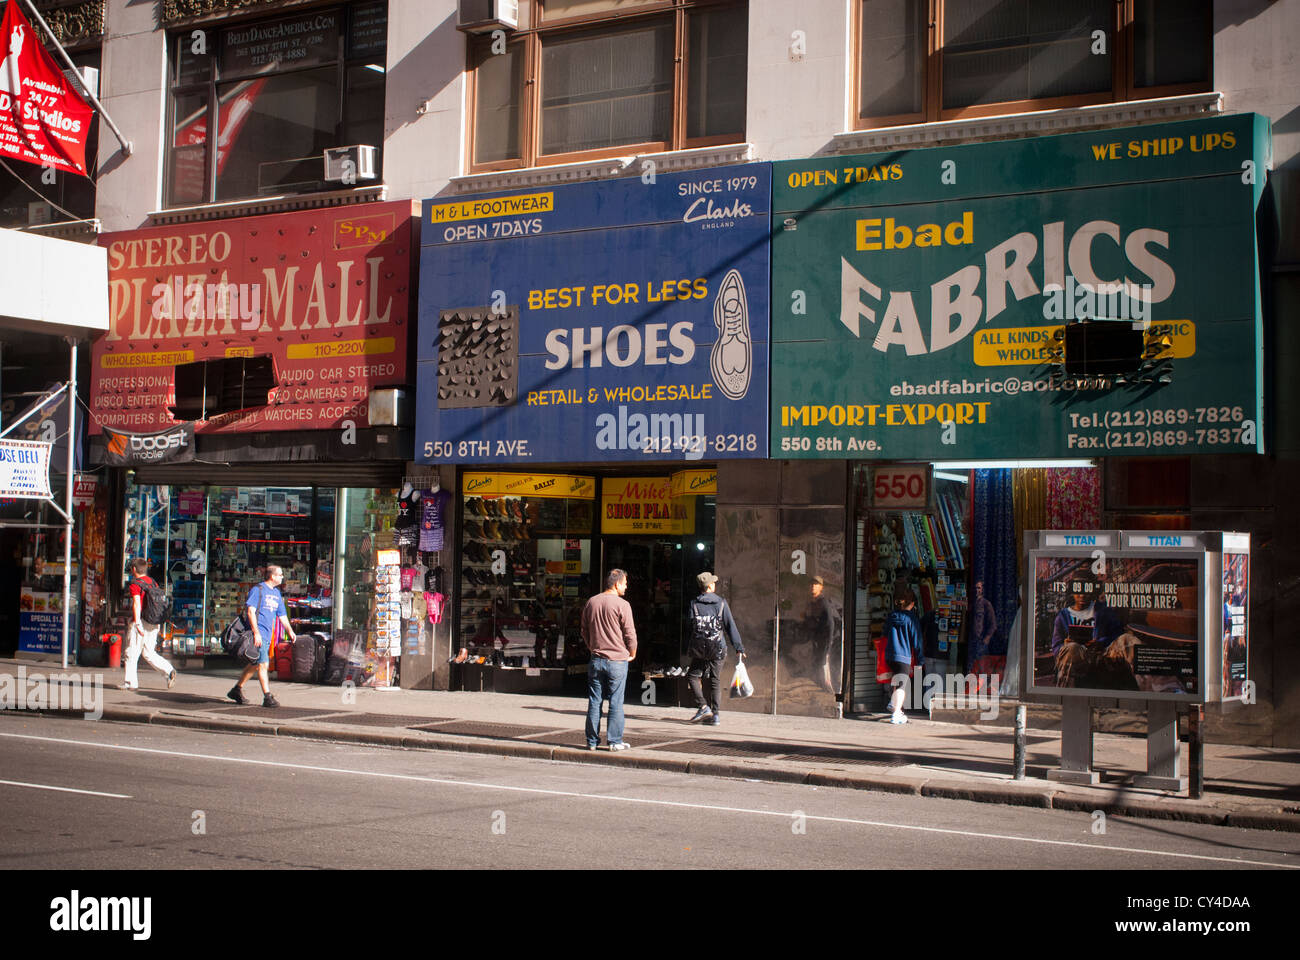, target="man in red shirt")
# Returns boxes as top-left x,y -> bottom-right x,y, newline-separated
120,558 -> 176,691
